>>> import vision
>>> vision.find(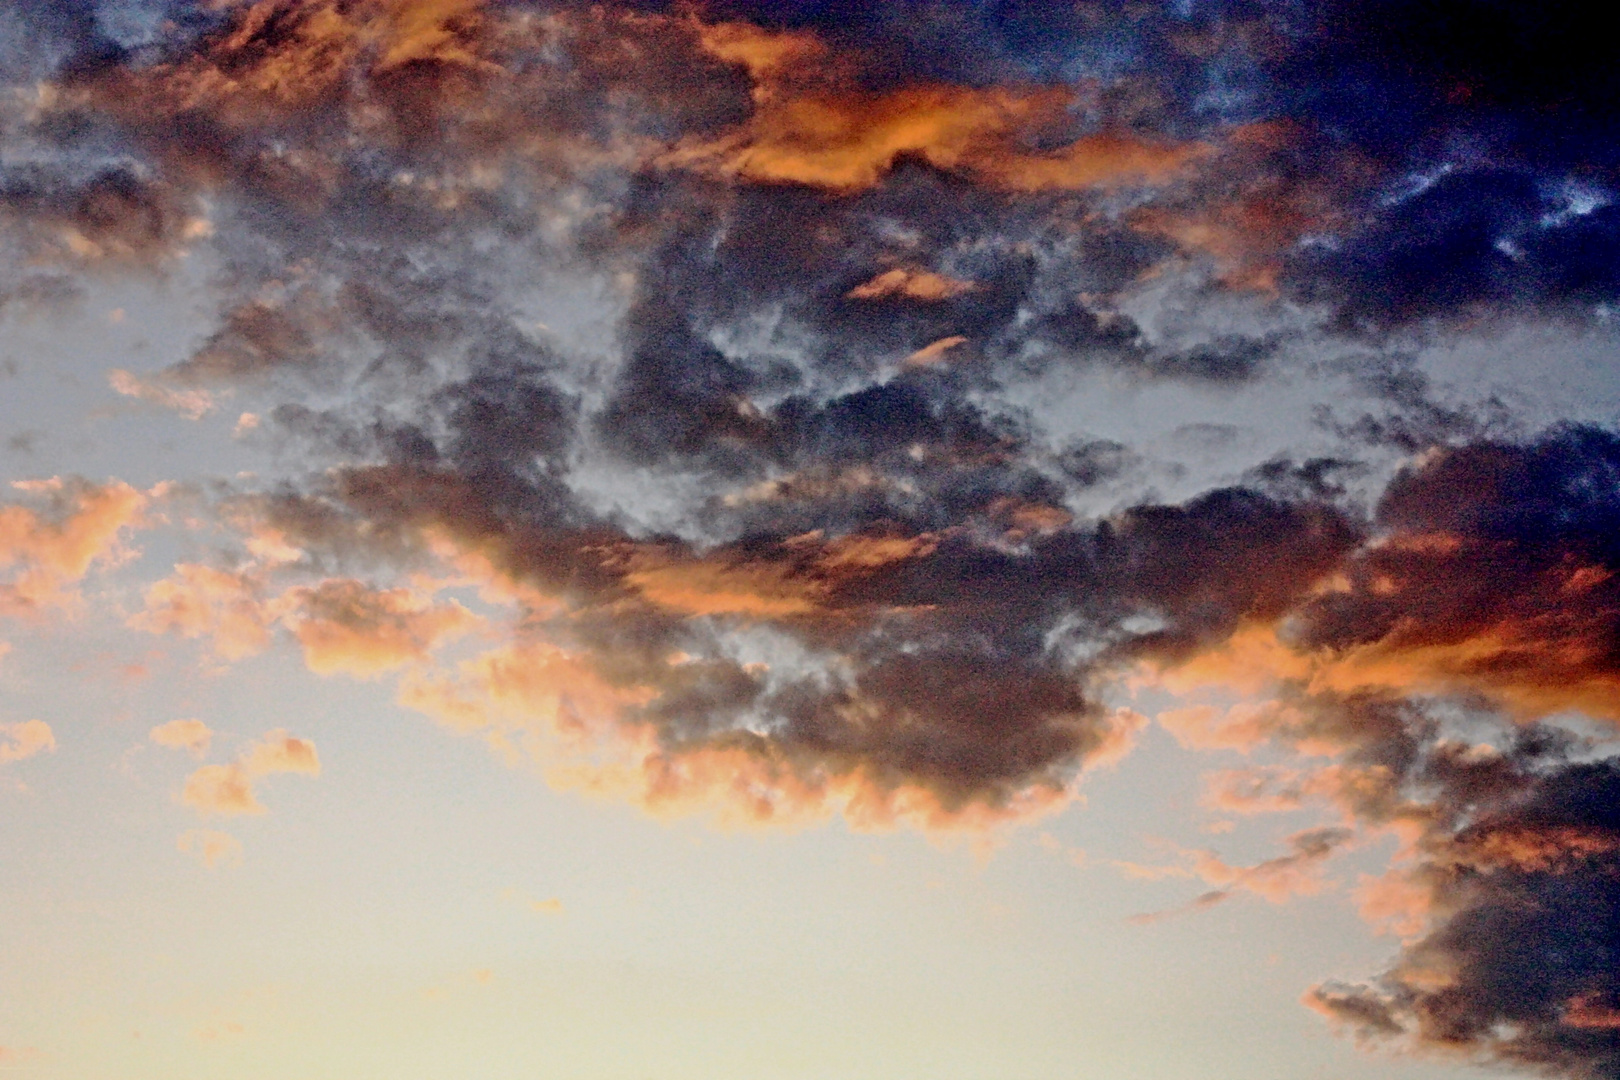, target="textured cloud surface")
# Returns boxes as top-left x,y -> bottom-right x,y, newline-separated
3,2 -> 1619,1076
